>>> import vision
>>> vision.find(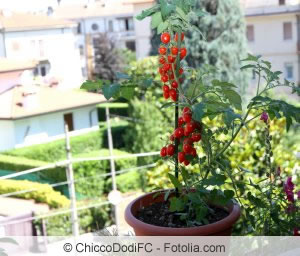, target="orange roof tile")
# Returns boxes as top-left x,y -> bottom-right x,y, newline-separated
0,85 -> 107,120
